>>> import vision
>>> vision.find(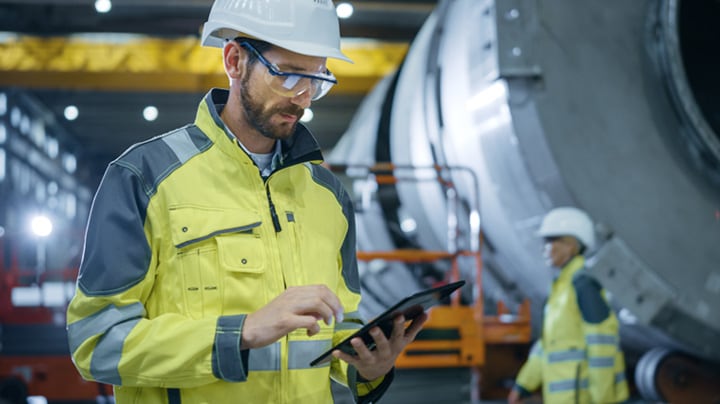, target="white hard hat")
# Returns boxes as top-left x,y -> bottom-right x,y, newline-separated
537,207 -> 596,250
201,0 -> 352,63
